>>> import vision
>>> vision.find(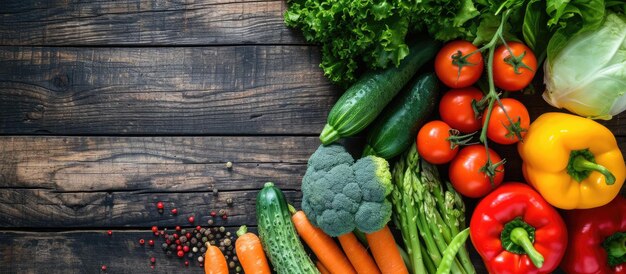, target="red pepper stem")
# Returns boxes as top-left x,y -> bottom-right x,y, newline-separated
572,155 -> 616,185
510,227 -> 544,269
606,236 -> 626,258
